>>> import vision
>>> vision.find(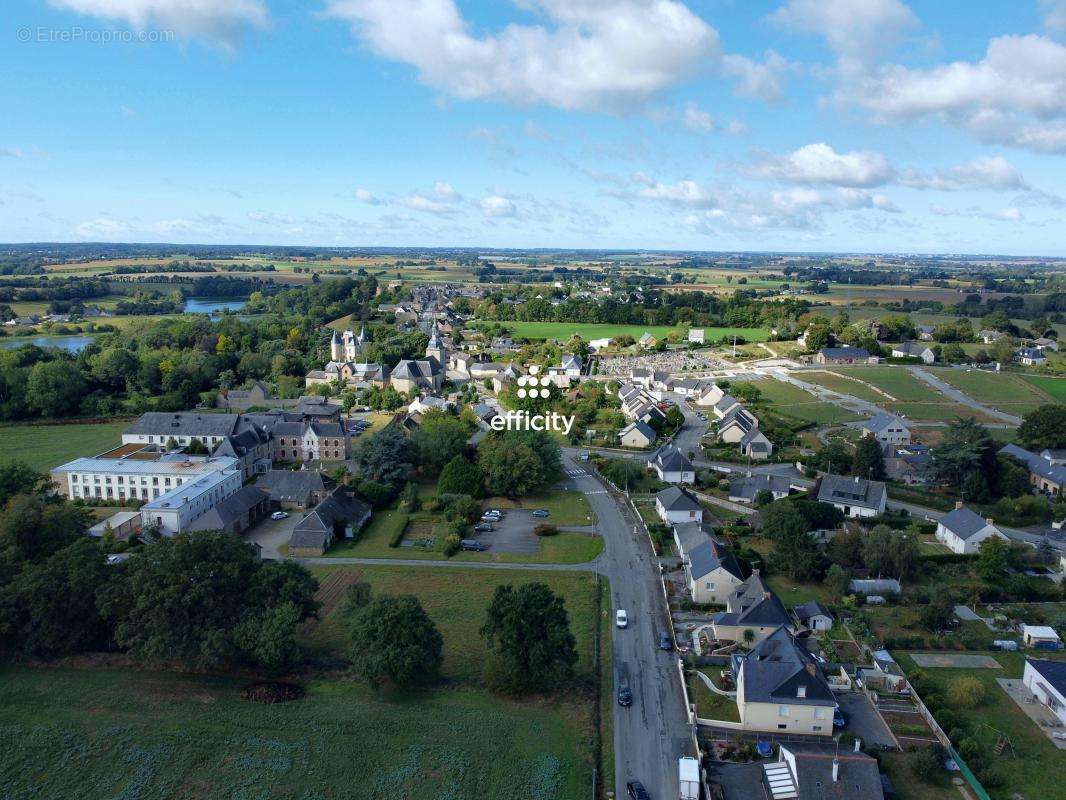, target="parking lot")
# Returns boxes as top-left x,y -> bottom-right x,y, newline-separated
469,509 -> 544,555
